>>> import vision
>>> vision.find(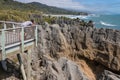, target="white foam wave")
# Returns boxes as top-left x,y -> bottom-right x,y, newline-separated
100,21 -> 117,26
89,14 -> 100,17
70,15 -> 89,19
